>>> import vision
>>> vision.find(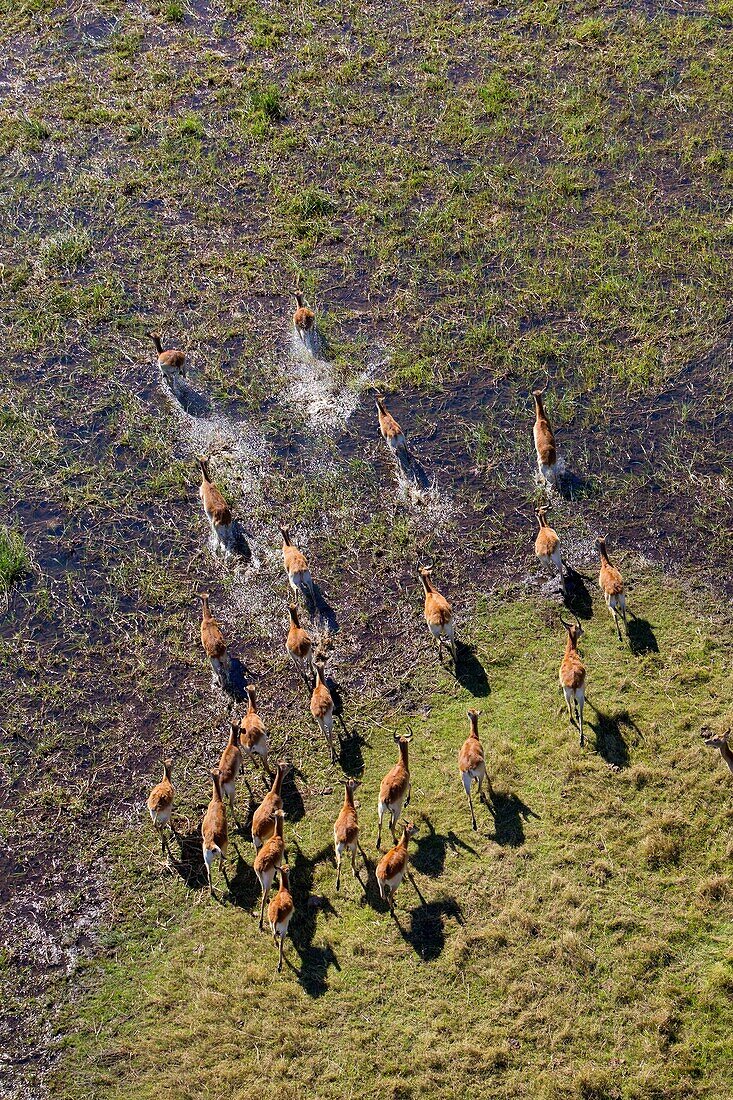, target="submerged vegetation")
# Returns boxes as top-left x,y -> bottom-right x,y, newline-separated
0,0 -> 732,1098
